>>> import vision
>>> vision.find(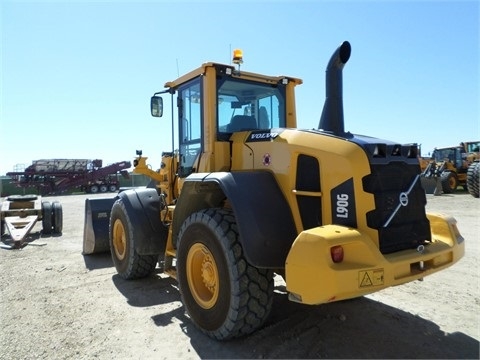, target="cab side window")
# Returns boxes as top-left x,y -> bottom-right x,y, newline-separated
178,79 -> 202,177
